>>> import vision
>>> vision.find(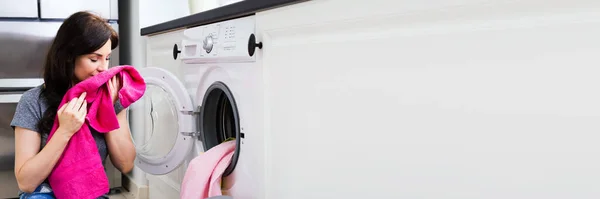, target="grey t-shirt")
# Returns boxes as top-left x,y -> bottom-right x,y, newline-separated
10,85 -> 125,178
